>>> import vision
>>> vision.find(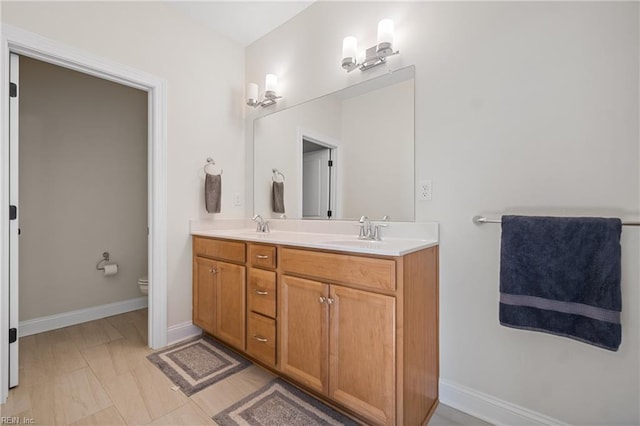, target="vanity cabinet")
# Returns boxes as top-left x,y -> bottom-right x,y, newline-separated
192,235 -> 439,426
280,275 -> 396,425
192,239 -> 246,351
